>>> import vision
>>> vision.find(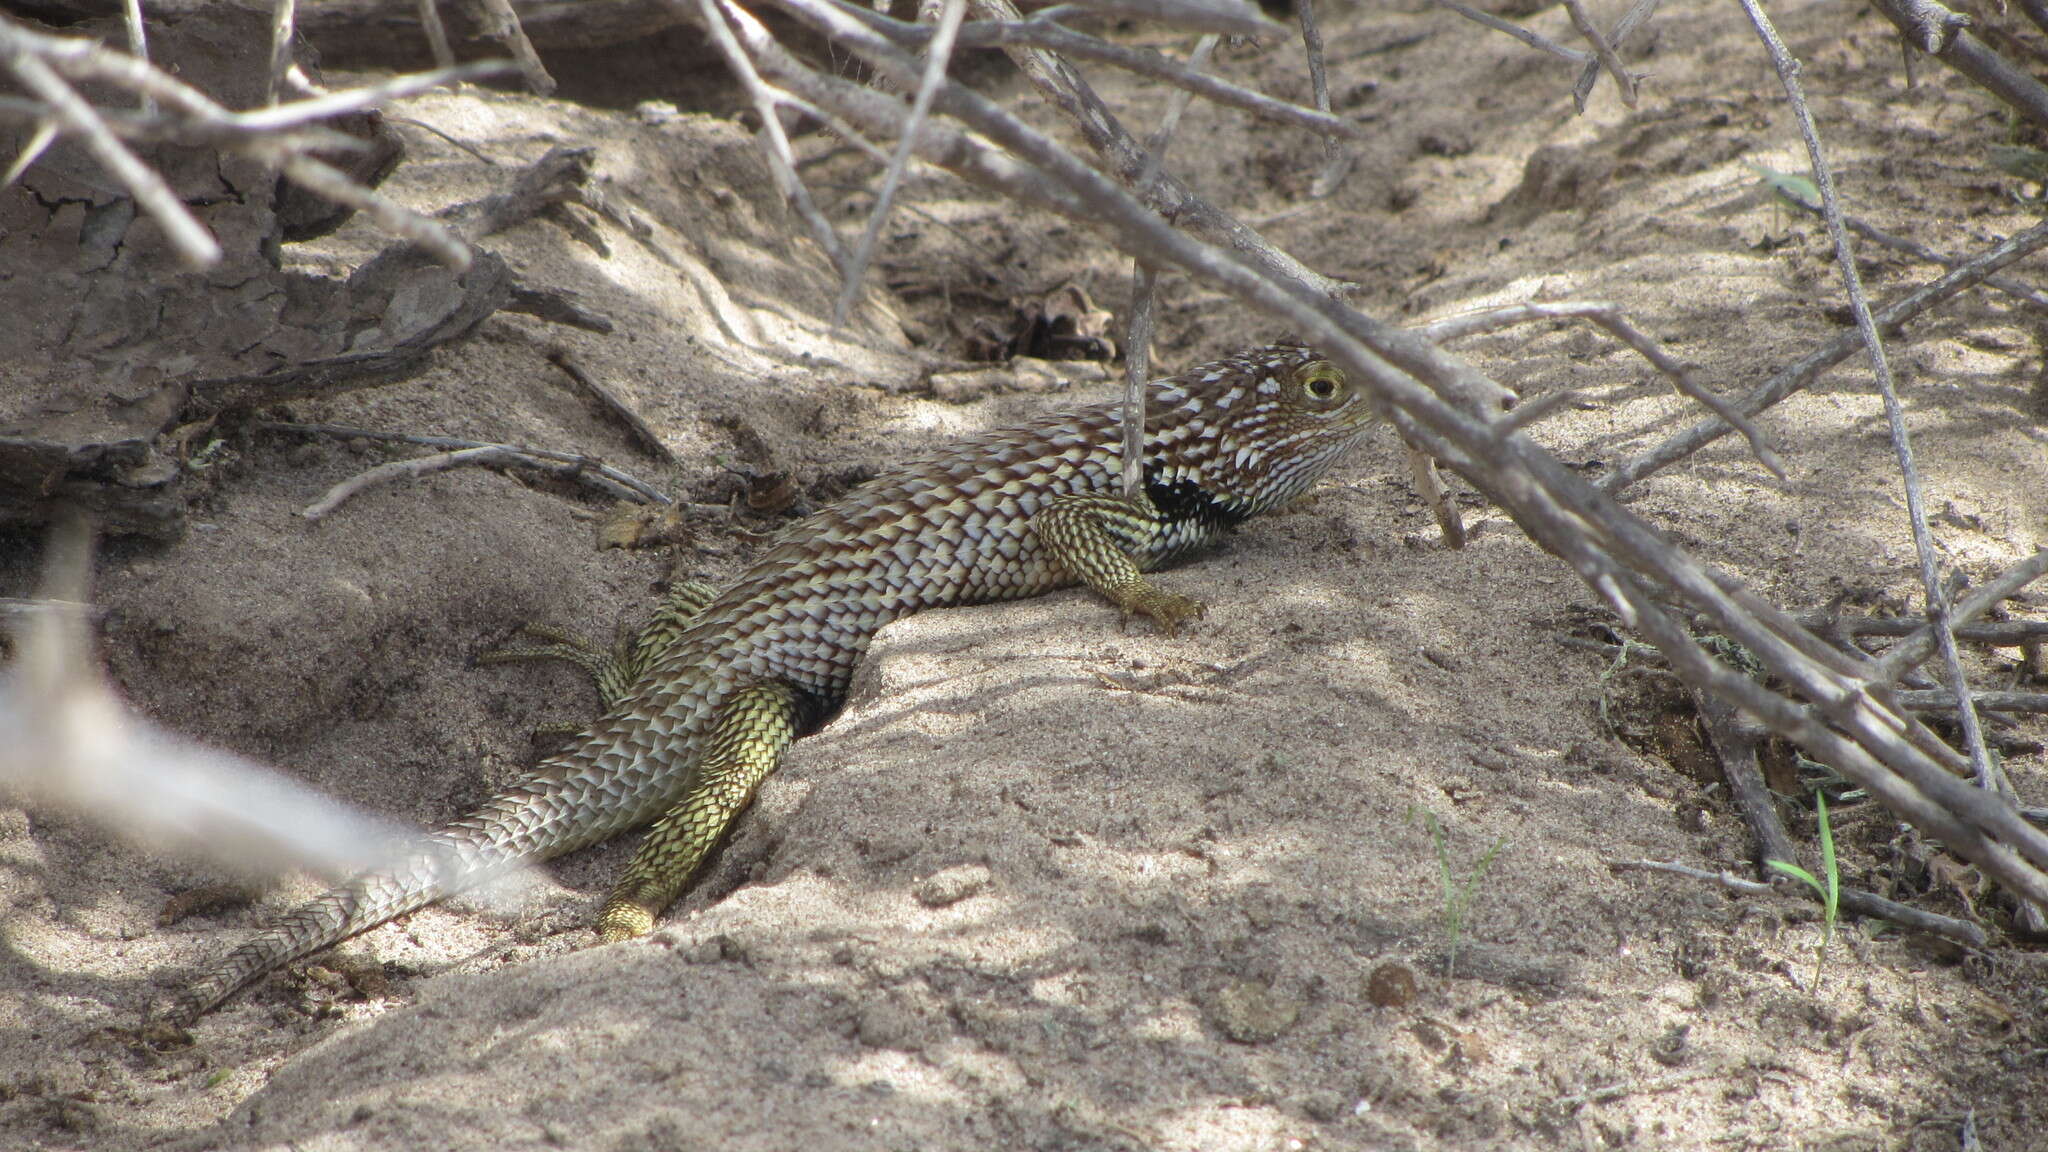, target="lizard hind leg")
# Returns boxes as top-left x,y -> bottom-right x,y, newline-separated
596,679 -> 802,942
479,578 -> 723,717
